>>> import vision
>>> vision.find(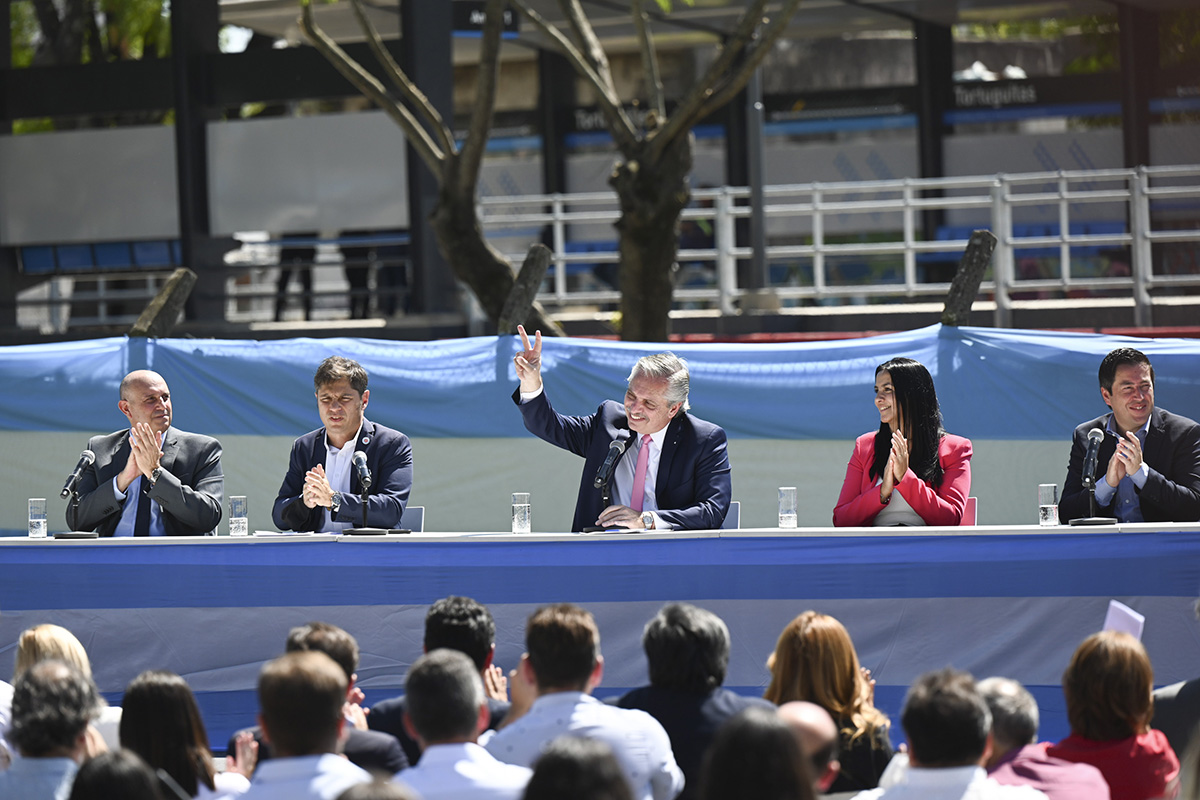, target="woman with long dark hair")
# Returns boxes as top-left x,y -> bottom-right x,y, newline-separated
833,357 -> 972,526
119,671 -> 249,800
